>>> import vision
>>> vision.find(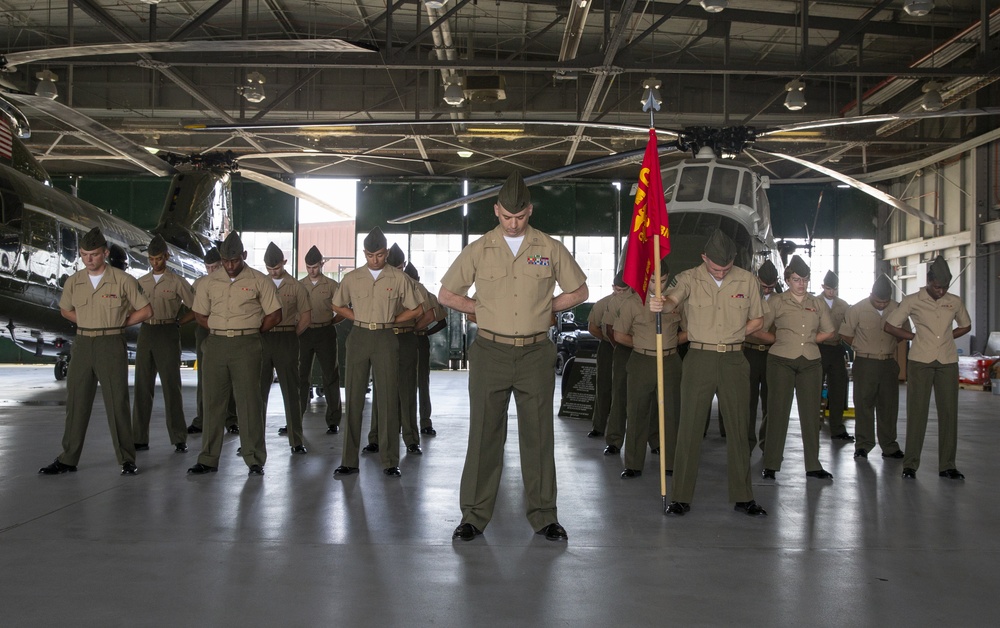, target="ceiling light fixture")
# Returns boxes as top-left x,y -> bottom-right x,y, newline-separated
34,69 -> 58,100
904,0 -> 934,17
921,81 -> 944,111
700,0 -> 728,13
783,79 -> 807,111
457,150 -> 473,158
443,82 -> 466,106
241,71 -> 266,104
